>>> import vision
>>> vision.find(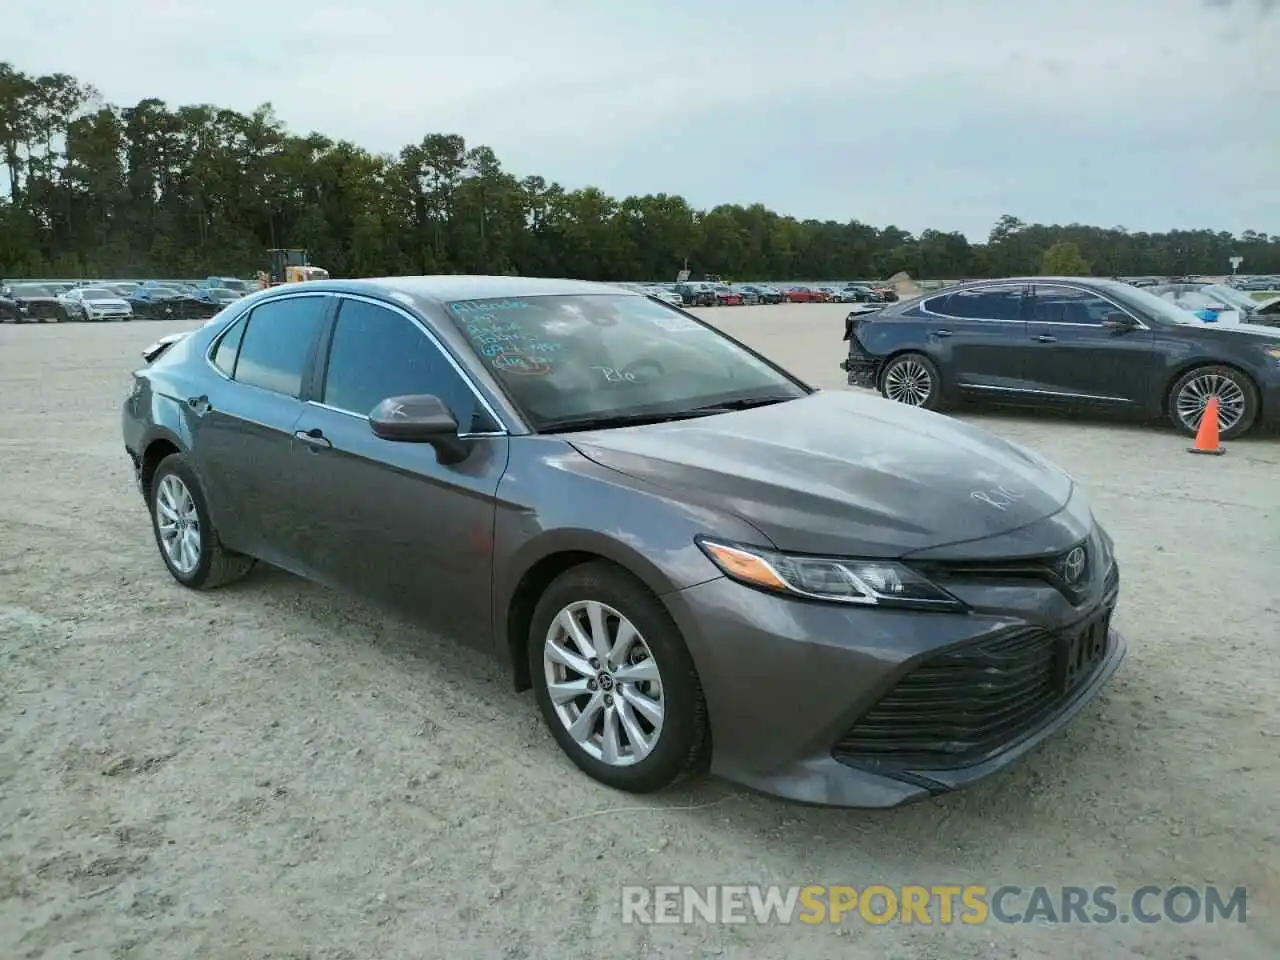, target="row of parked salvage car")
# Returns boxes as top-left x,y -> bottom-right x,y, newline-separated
654,280 -> 898,308
0,276 -> 255,323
